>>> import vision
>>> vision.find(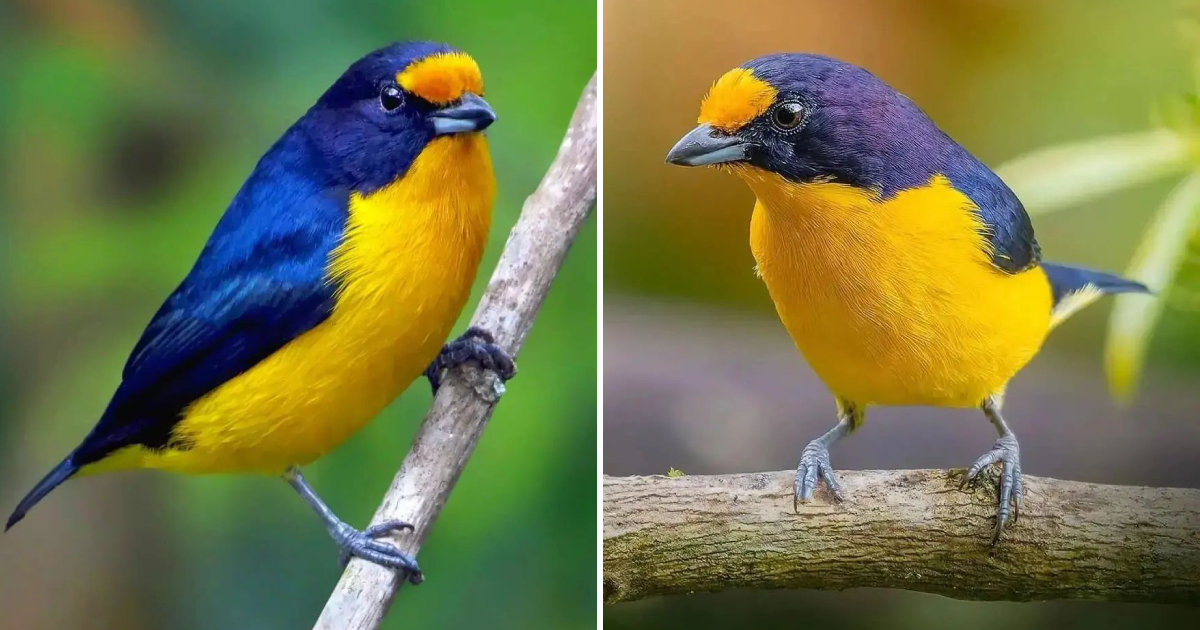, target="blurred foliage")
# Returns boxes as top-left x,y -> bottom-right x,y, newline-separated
994,36 -> 1200,399
0,1 -> 595,629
